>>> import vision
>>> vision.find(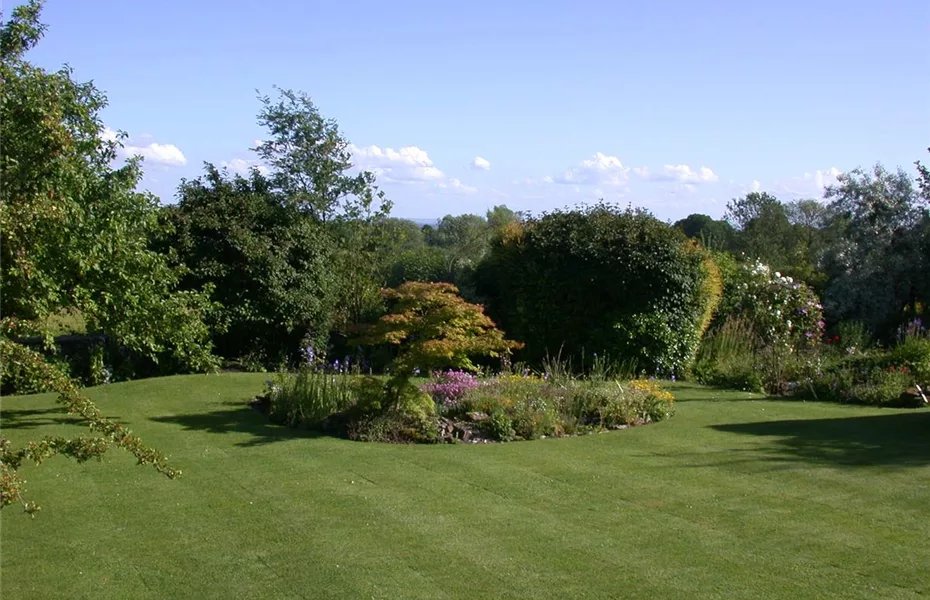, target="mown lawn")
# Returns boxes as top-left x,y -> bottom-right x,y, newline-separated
2,374 -> 928,599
